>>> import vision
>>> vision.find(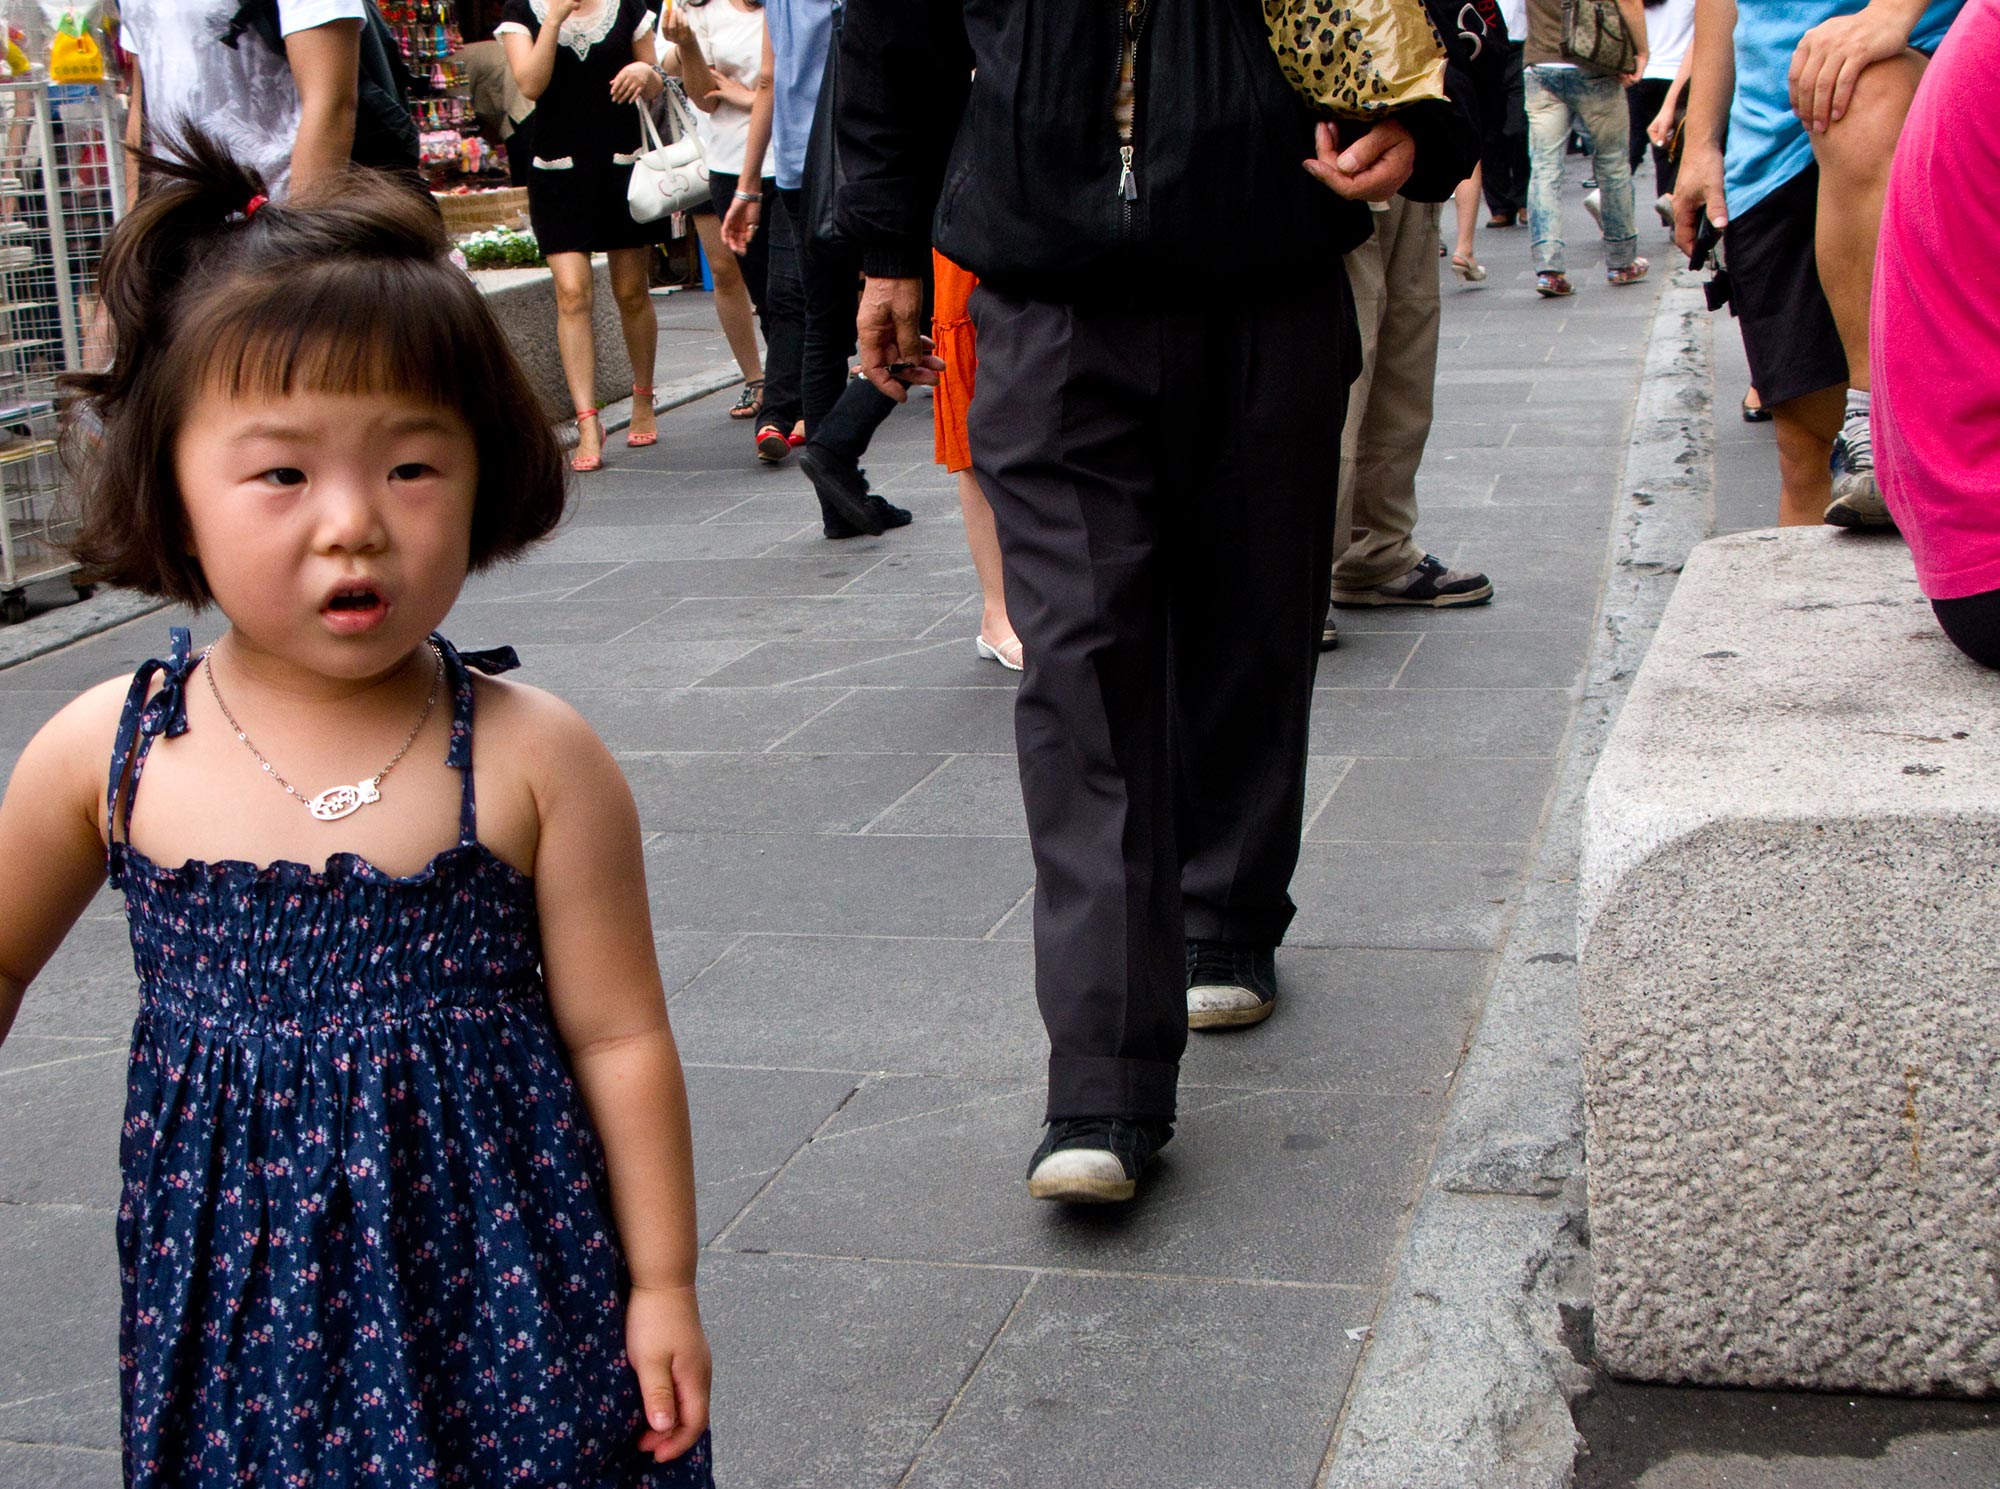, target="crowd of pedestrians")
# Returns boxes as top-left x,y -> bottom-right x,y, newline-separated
1,0 -> 1994,1482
